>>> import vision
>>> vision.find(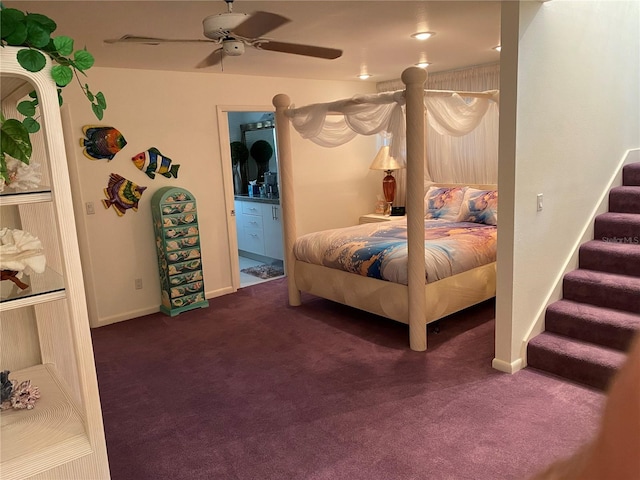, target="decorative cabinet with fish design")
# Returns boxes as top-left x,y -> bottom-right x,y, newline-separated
151,187 -> 209,316
0,47 -> 110,479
